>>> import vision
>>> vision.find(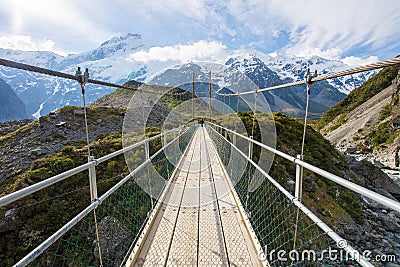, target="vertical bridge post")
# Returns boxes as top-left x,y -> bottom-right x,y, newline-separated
192,71 -> 195,121
248,136 -> 253,160
295,155 -> 302,200
88,156 -> 98,202
209,71 -> 212,122
144,137 -> 150,159
163,131 -> 168,147
144,137 -> 153,207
